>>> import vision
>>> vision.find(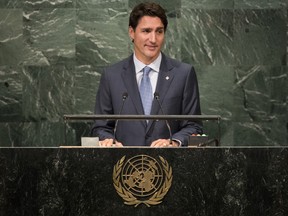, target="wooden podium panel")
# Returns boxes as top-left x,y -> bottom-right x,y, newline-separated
0,147 -> 287,215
